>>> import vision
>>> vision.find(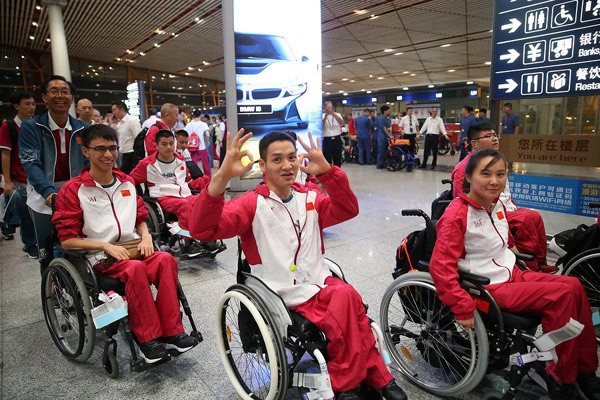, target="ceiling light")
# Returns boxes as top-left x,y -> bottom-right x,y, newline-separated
29,36 -> 35,40
36,5 -> 41,10
428,84 -> 434,88
197,68 -> 203,72
343,92 -> 348,96
357,58 -> 364,62
403,87 -> 409,90
370,14 -> 379,19
489,29 -> 493,33
21,55 -> 25,59
325,82 -> 332,85
46,38 -> 51,42
188,67 -> 194,70
185,72 -> 189,76
125,59 -> 133,63
194,17 -> 200,22
369,74 -> 373,78
125,49 -> 134,54
154,43 -> 161,48
109,66 -> 113,70
115,57 -> 121,61
366,90 -> 372,94
377,77 -> 384,80
350,80 -> 355,82
202,61 -> 210,65
466,81 -> 474,84
353,9 -> 367,15
440,44 -> 451,48
325,92 -> 331,95
403,71 -> 409,74
361,89 -> 366,91
342,78 -> 348,81
325,65 -> 332,68
484,61 -> 491,65
383,48 -> 394,52
394,52 -> 403,56
410,73 -> 416,76
3,55 -> 7,59
139,52 -> 146,56
171,32 -> 176,36
32,22 -> 38,26
448,69 -> 455,72
169,74 -> 176,78
196,18 -> 204,24
338,90 -> 344,93
154,29 -> 165,34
